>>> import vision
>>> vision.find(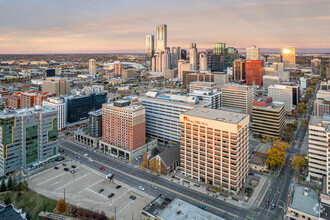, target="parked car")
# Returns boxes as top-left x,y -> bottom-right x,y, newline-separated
99,167 -> 105,171
71,165 -> 76,168
248,171 -> 254,175
54,166 -> 59,170
64,168 -> 70,172
108,193 -> 115,198
129,195 -> 136,200
271,203 -> 276,209
70,169 -> 77,173
98,188 -> 104,193
76,156 -> 81,159
62,163 -> 67,166
115,185 -> 122,189
139,186 -> 145,191
199,205 -> 208,211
